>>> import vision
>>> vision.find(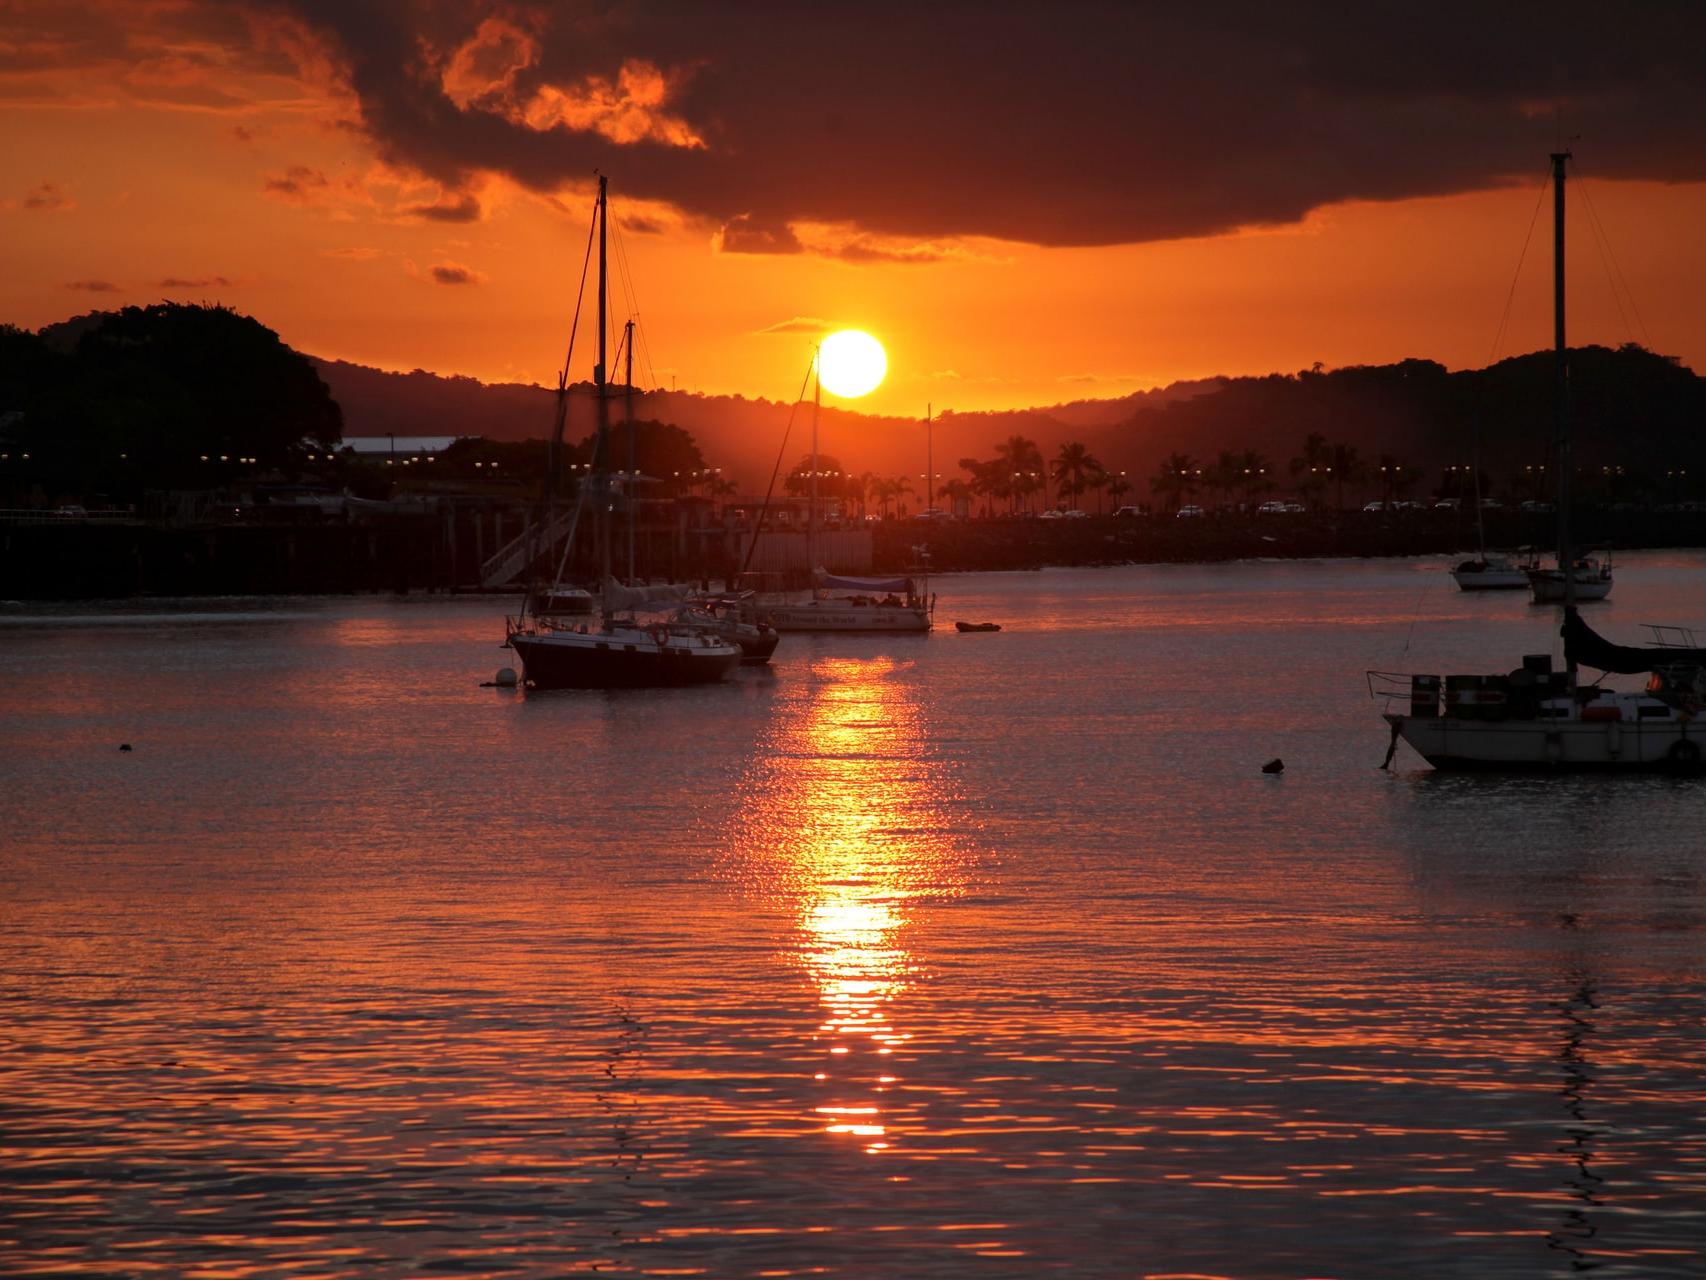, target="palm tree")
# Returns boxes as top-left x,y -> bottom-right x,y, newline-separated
1149,452 -> 1199,513
1084,468 -> 1110,514
994,434 -> 1045,513
1330,441 -> 1364,510
995,434 -> 1045,474
939,477 -> 973,518
1051,441 -> 1102,512
1373,453 -> 1415,505
1207,449 -> 1242,508
870,476 -> 914,518
1289,433 -> 1332,509
851,470 -> 877,520
1236,450 -> 1274,505
1107,472 -> 1133,510
958,457 -> 1001,517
